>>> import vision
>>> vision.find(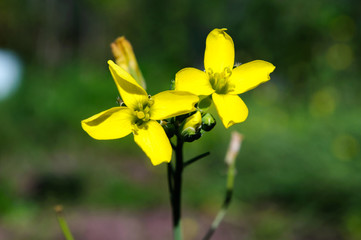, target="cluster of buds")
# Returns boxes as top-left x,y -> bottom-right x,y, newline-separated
160,110 -> 216,142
